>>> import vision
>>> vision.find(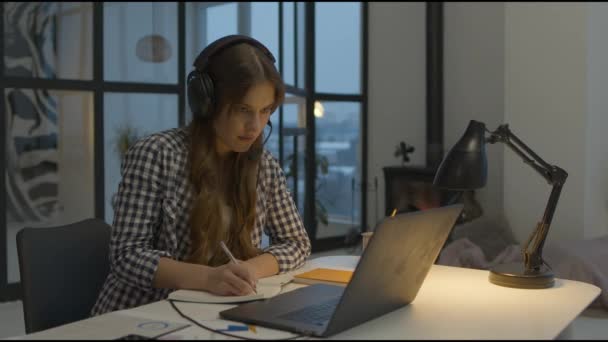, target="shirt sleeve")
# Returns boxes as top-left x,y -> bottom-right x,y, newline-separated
262,154 -> 312,273
109,135 -> 174,290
